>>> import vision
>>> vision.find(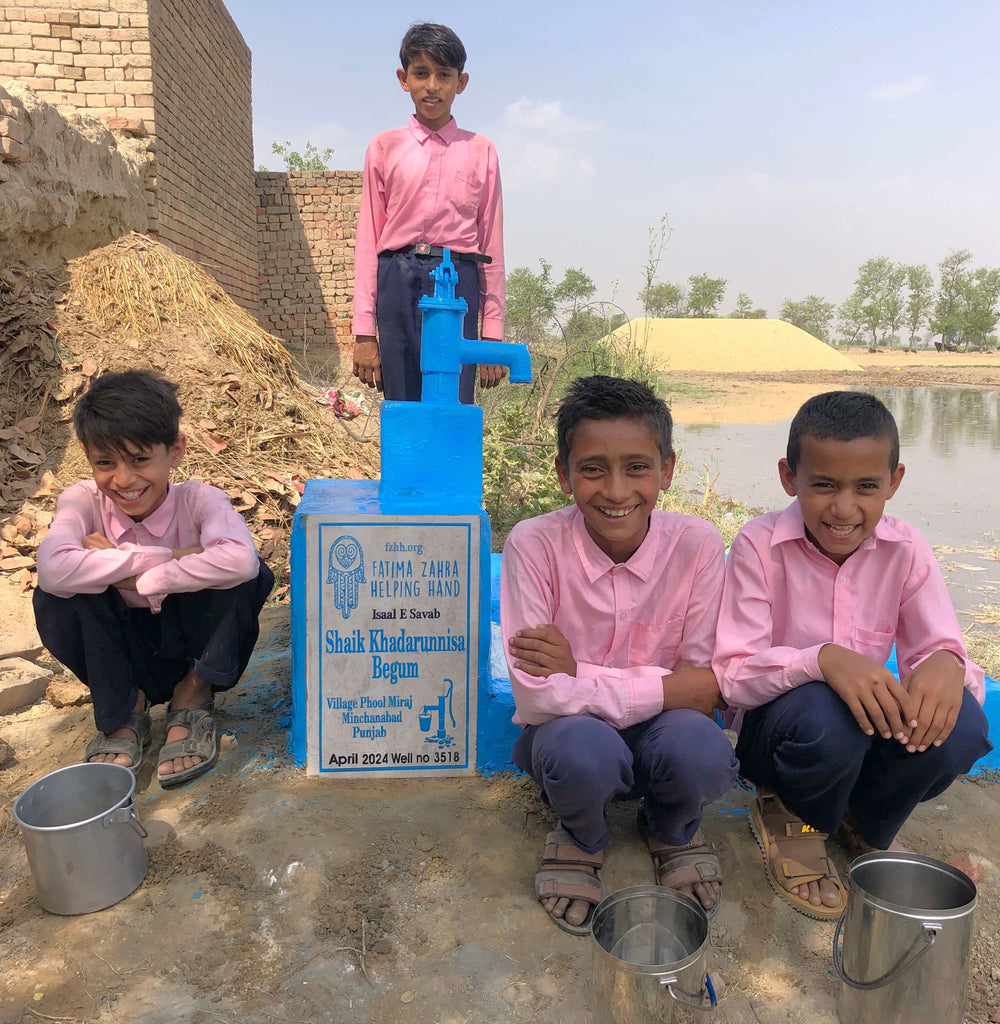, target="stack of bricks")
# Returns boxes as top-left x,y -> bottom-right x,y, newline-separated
256,170 -> 363,351
0,0 -> 257,315
0,91 -> 28,162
